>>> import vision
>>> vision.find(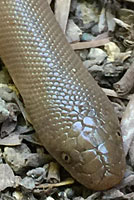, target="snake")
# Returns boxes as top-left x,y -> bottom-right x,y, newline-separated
0,0 -> 125,190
